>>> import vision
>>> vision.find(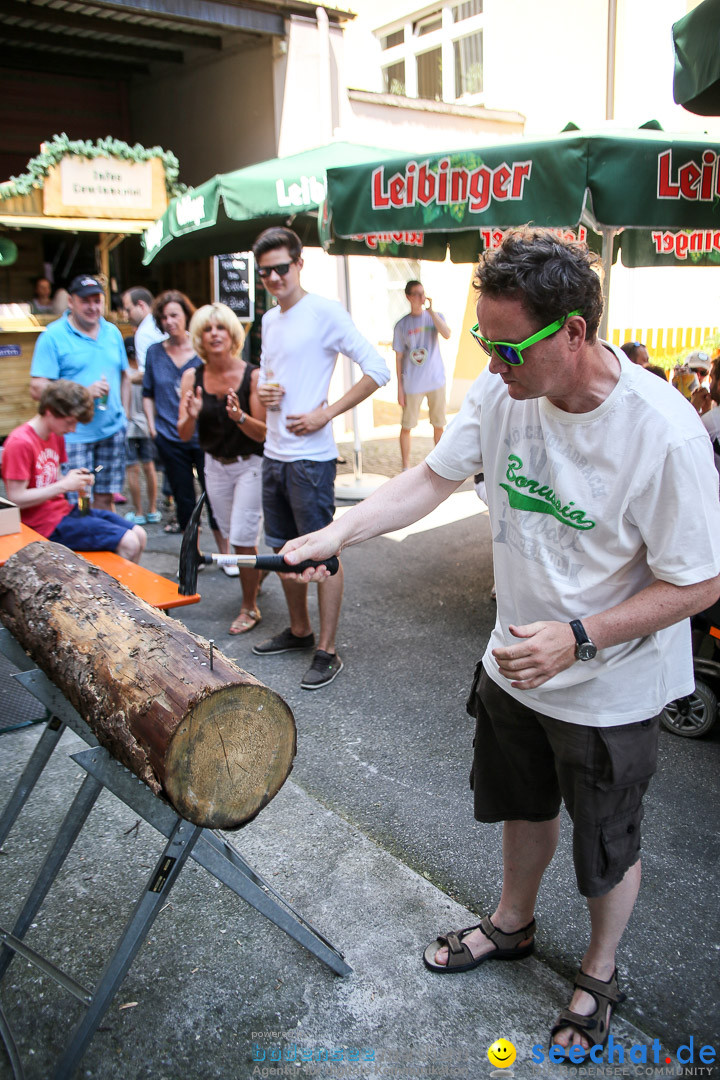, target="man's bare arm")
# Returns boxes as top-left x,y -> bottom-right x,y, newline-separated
30,376 -> 51,402
121,370 -> 132,416
426,301 -> 451,340
285,374 -> 382,437
282,462 -> 462,570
